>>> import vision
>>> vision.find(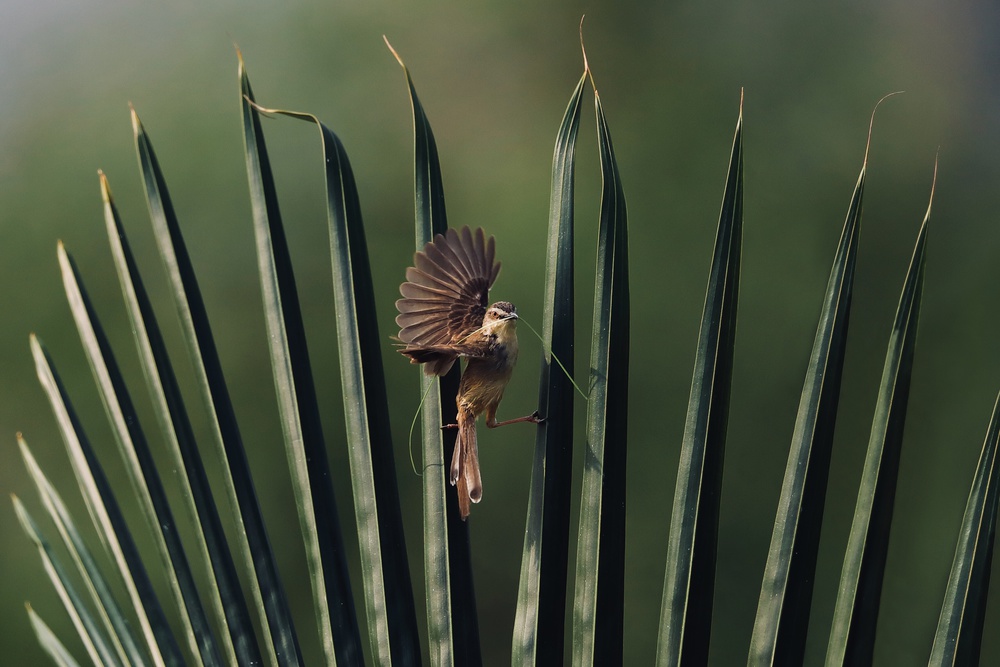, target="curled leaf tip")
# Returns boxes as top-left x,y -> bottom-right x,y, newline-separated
740,87 -> 745,117
924,151 -> 939,222
864,90 -> 904,166
384,35 -> 405,68
243,95 -> 277,117
579,15 -> 590,76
